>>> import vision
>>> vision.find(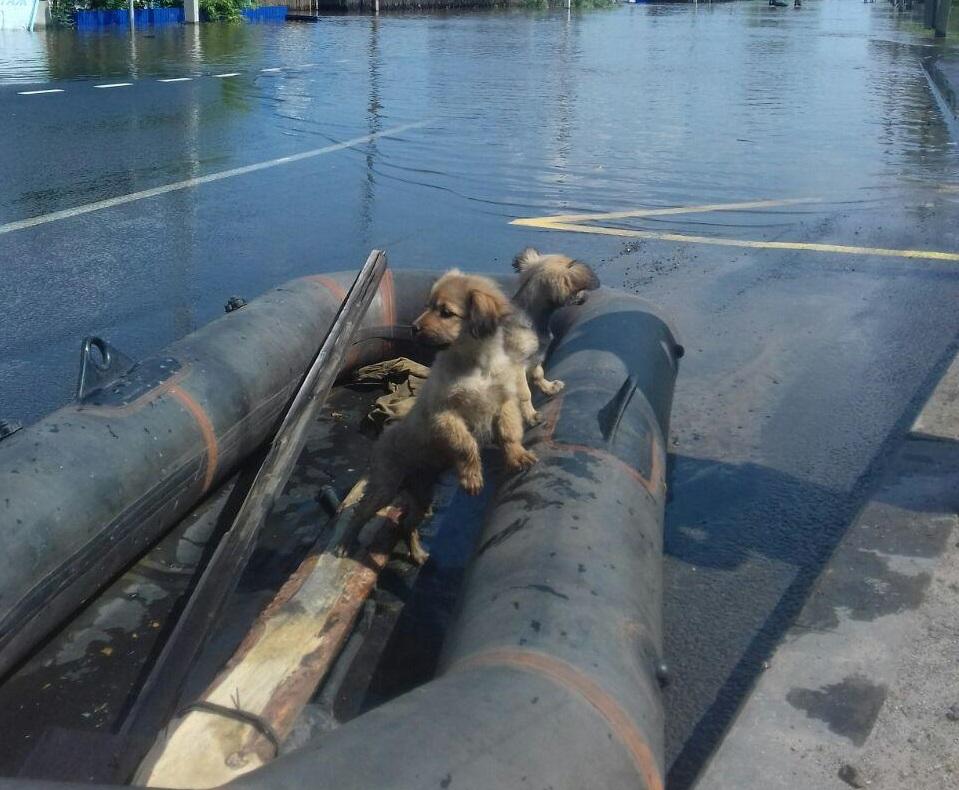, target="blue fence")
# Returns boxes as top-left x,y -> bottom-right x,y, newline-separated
74,6 -> 286,29
242,5 -> 287,21
75,8 -> 184,28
